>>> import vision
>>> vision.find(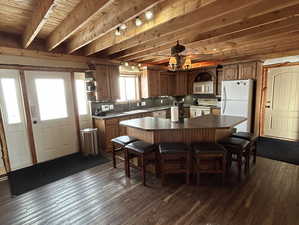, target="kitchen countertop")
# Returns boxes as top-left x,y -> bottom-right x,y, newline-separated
119,115 -> 246,130
92,106 -> 173,120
